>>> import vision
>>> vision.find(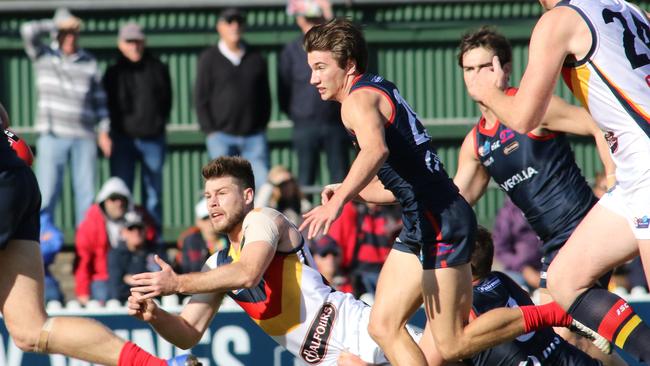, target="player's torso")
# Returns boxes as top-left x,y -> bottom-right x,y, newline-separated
215,239 -> 372,365
560,0 -> 650,190
474,116 -> 595,248
347,74 -> 462,242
